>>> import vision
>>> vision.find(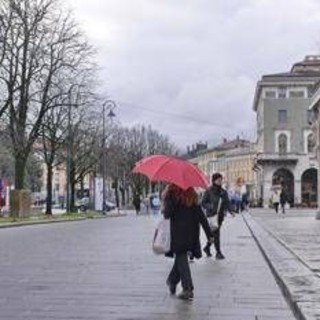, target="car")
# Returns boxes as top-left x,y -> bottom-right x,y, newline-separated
77,197 -> 116,212
77,197 -> 90,212
104,200 -> 117,212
